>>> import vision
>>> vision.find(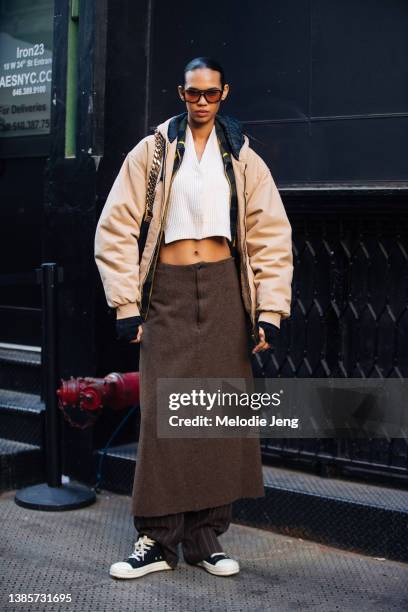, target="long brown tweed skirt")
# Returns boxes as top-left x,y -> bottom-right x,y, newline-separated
130,255 -> 265,517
